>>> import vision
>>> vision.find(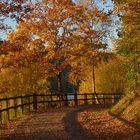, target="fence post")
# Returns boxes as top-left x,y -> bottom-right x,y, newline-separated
14,98 -> 17,118
65,94 -> 68,106
60,95 -> 64,107
58,95 -> 61,107
21,96 -> 24,114
111,94 -> 114,104
0,100 -> 2,124
84,94 -> 87,105
28,96 -> 31,112
6,99 -> 10,121
50,94 -> 53,107
103,94 -> 105,104
61,95 -> 64,106
33,93 -> 37,110
92,94 -> 95,104
0,111 -> 2,124
74,94 -> 78,106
